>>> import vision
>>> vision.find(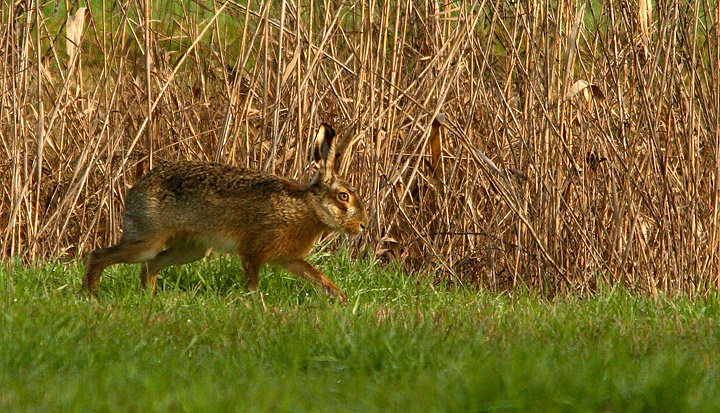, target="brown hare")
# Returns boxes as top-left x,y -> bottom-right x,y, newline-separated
82,124 -> 368,303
